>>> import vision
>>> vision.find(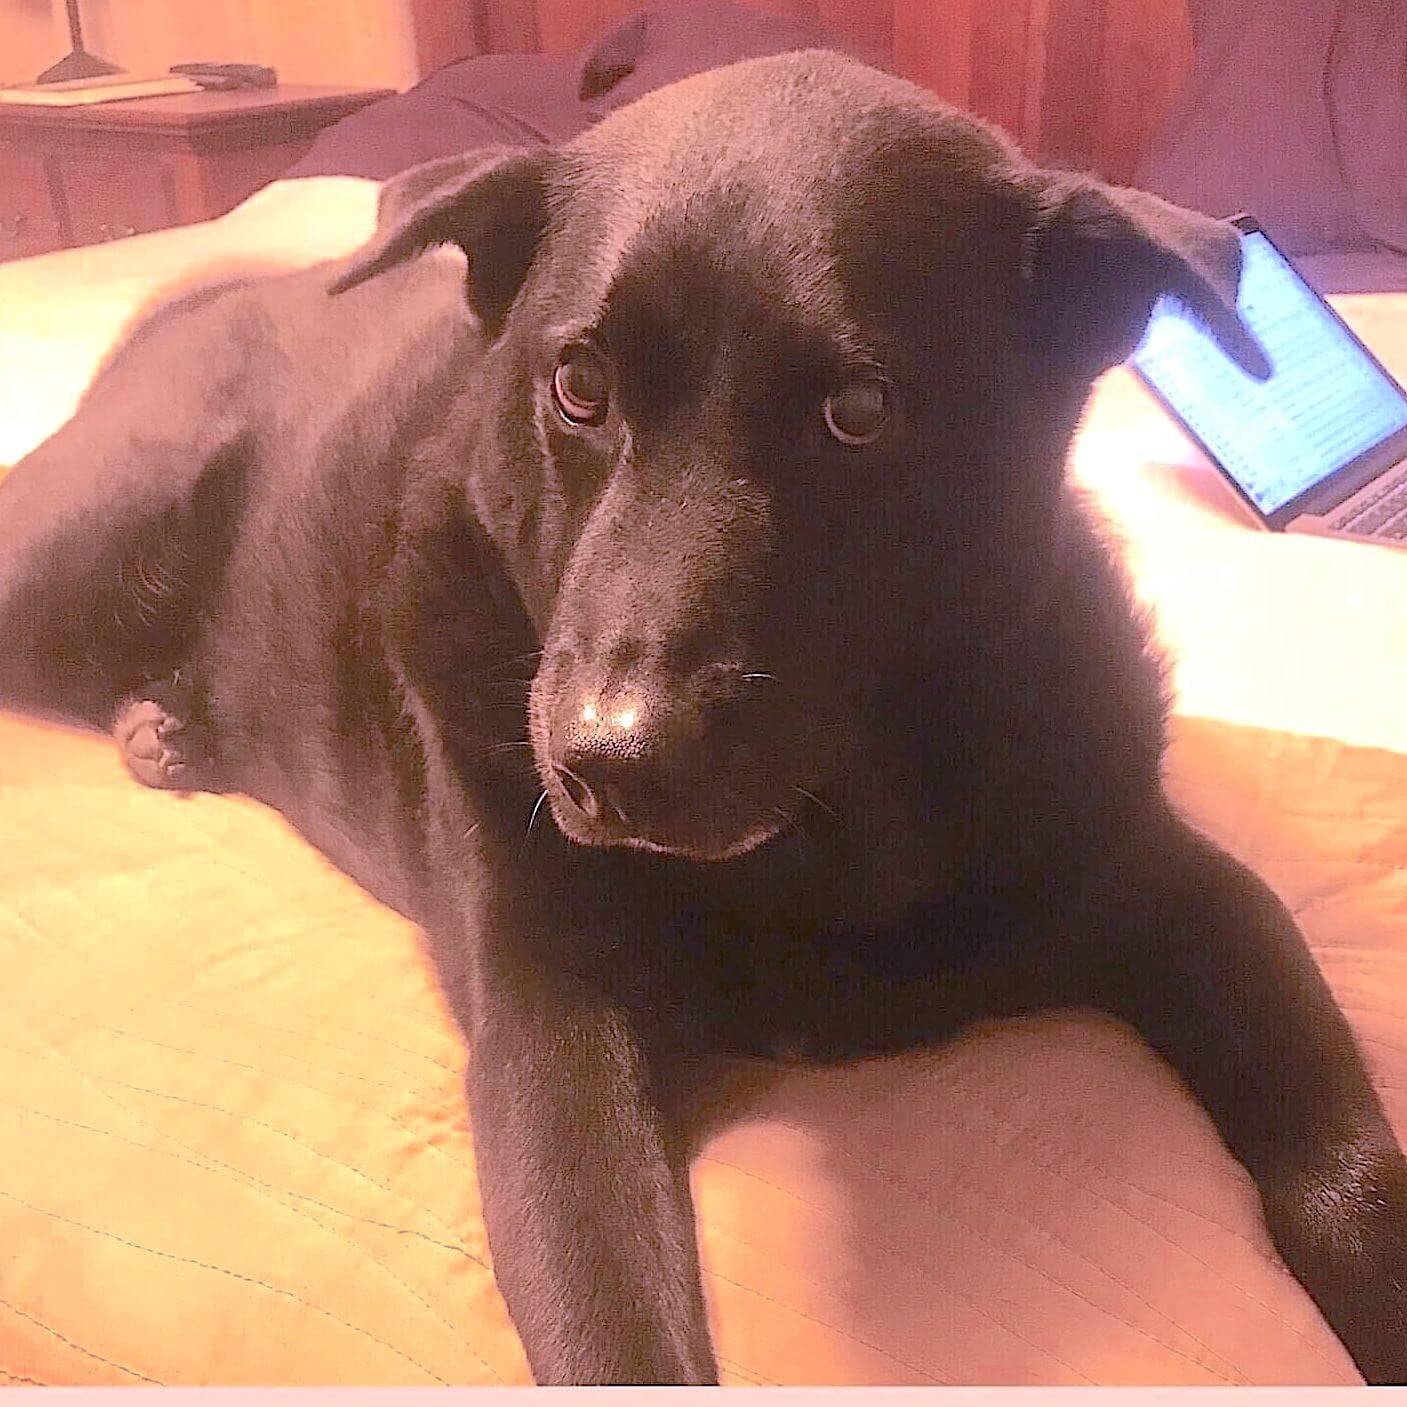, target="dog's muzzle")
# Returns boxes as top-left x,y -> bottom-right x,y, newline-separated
539,667 -> 791,862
